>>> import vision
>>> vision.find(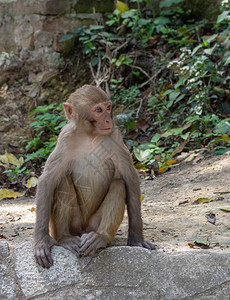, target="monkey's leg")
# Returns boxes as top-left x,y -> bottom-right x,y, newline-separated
51,174 -> 82,256
80,178 -> 126,256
